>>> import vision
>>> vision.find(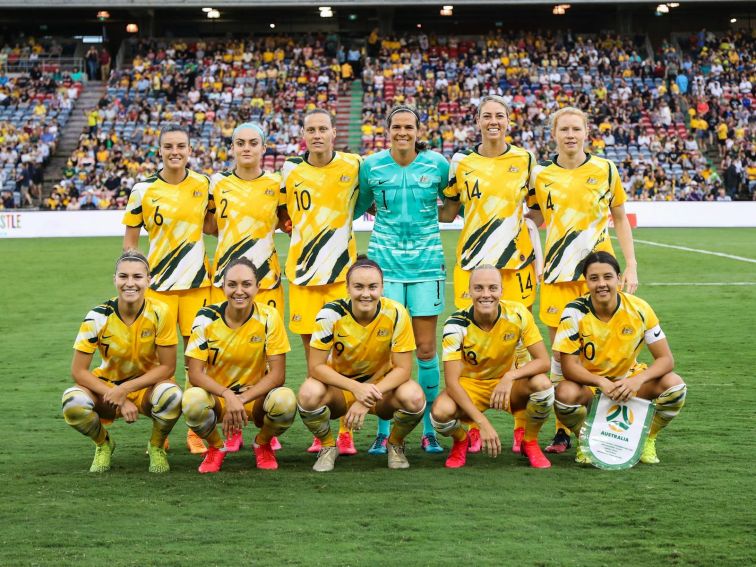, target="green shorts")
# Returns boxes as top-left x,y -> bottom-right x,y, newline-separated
383,279 -> 445,317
